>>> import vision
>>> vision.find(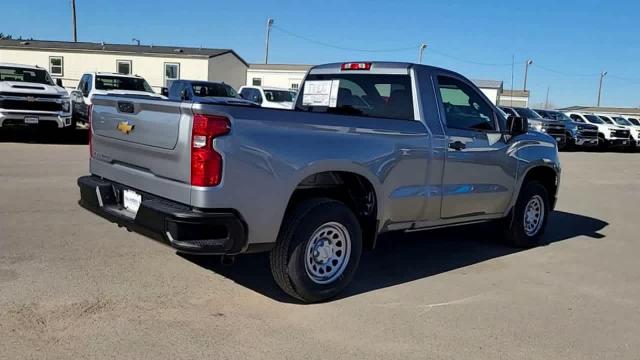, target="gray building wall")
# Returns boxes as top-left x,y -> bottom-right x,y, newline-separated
208,53 -> 247,90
